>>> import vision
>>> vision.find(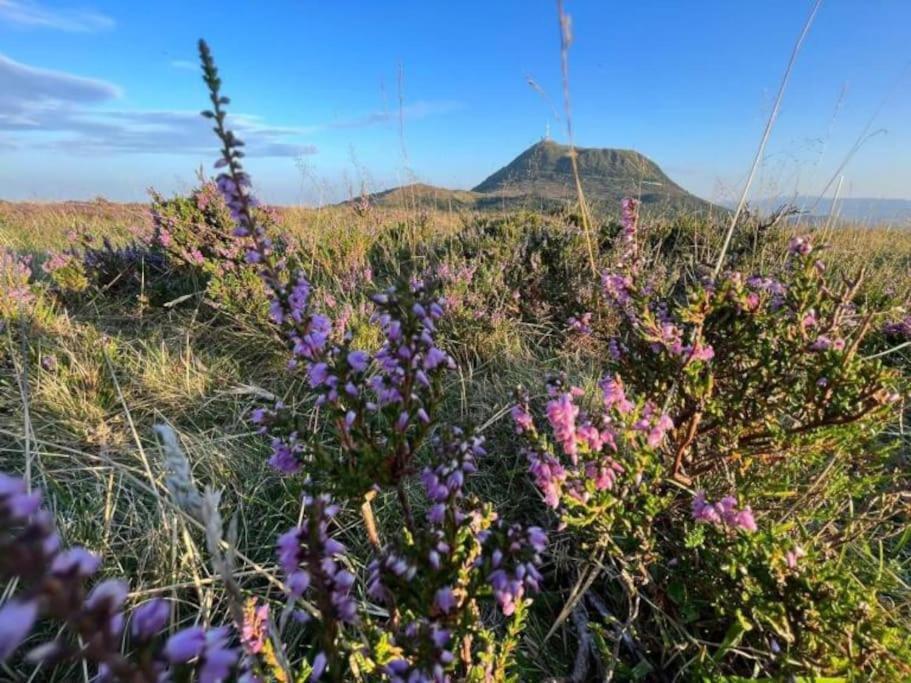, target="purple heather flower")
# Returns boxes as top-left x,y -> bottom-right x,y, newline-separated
810,335 -> 832,351
434,586 -> 457,614
423,347 -> 450,371
268,438 -> 301,474
691,491 -> 721,524
131,598 -> 170,641
84,579 -> 128,638
347,350 -> 370,372
199,627 -> 239,683
0,599 -> 38,662
621,197 -> 639,239
5,489 -> 42,520
568,312 -> 593,335
527,527 -> 547,553
51,547 -> 100,577
308,362 -> 330,388
602,272 -> 633,306
165,626 -> 206,662
310,652 -> 328,681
